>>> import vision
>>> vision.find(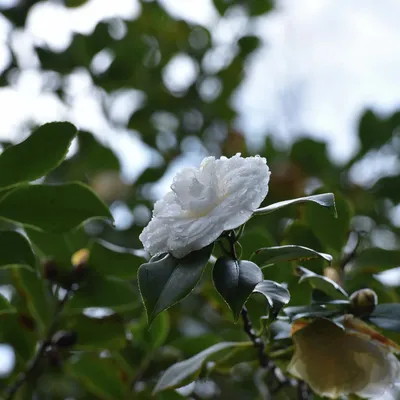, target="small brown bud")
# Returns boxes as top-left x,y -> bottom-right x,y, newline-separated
349,288 -> 378,317
51,330 -> 78,348
45,346 -> 62,368
18,314 -> 36,331
42,259 -> 58,281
